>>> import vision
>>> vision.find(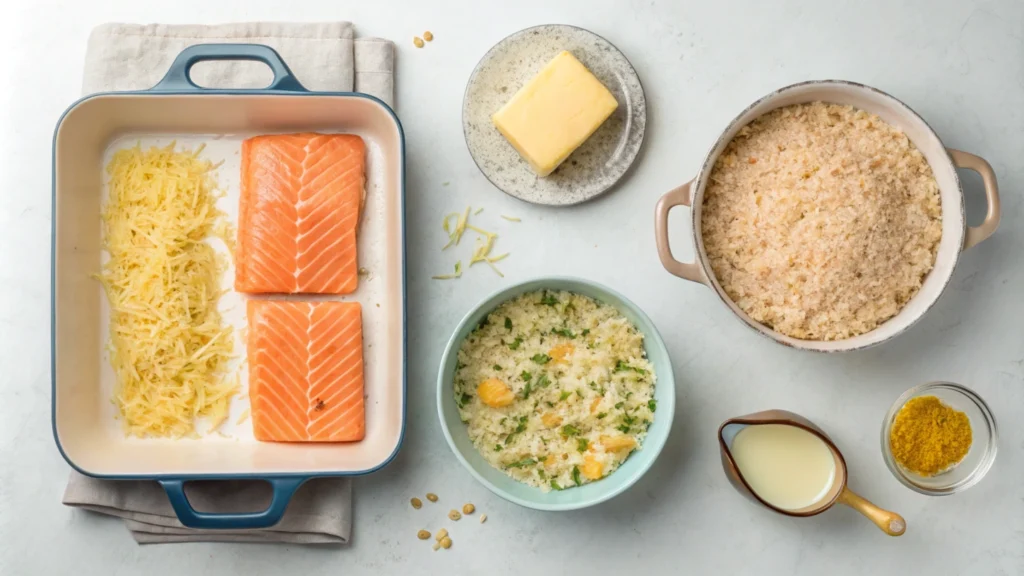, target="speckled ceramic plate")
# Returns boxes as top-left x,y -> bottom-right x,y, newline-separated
463,25 -> 647,206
